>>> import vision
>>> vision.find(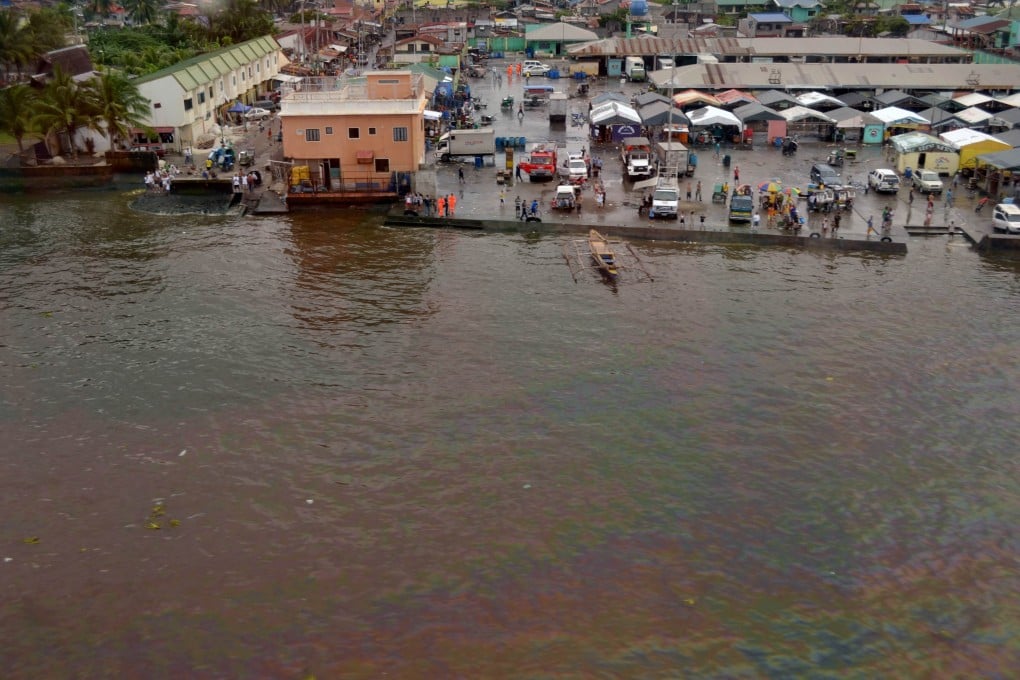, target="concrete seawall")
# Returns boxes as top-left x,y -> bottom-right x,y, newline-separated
383,211 -> 908,255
